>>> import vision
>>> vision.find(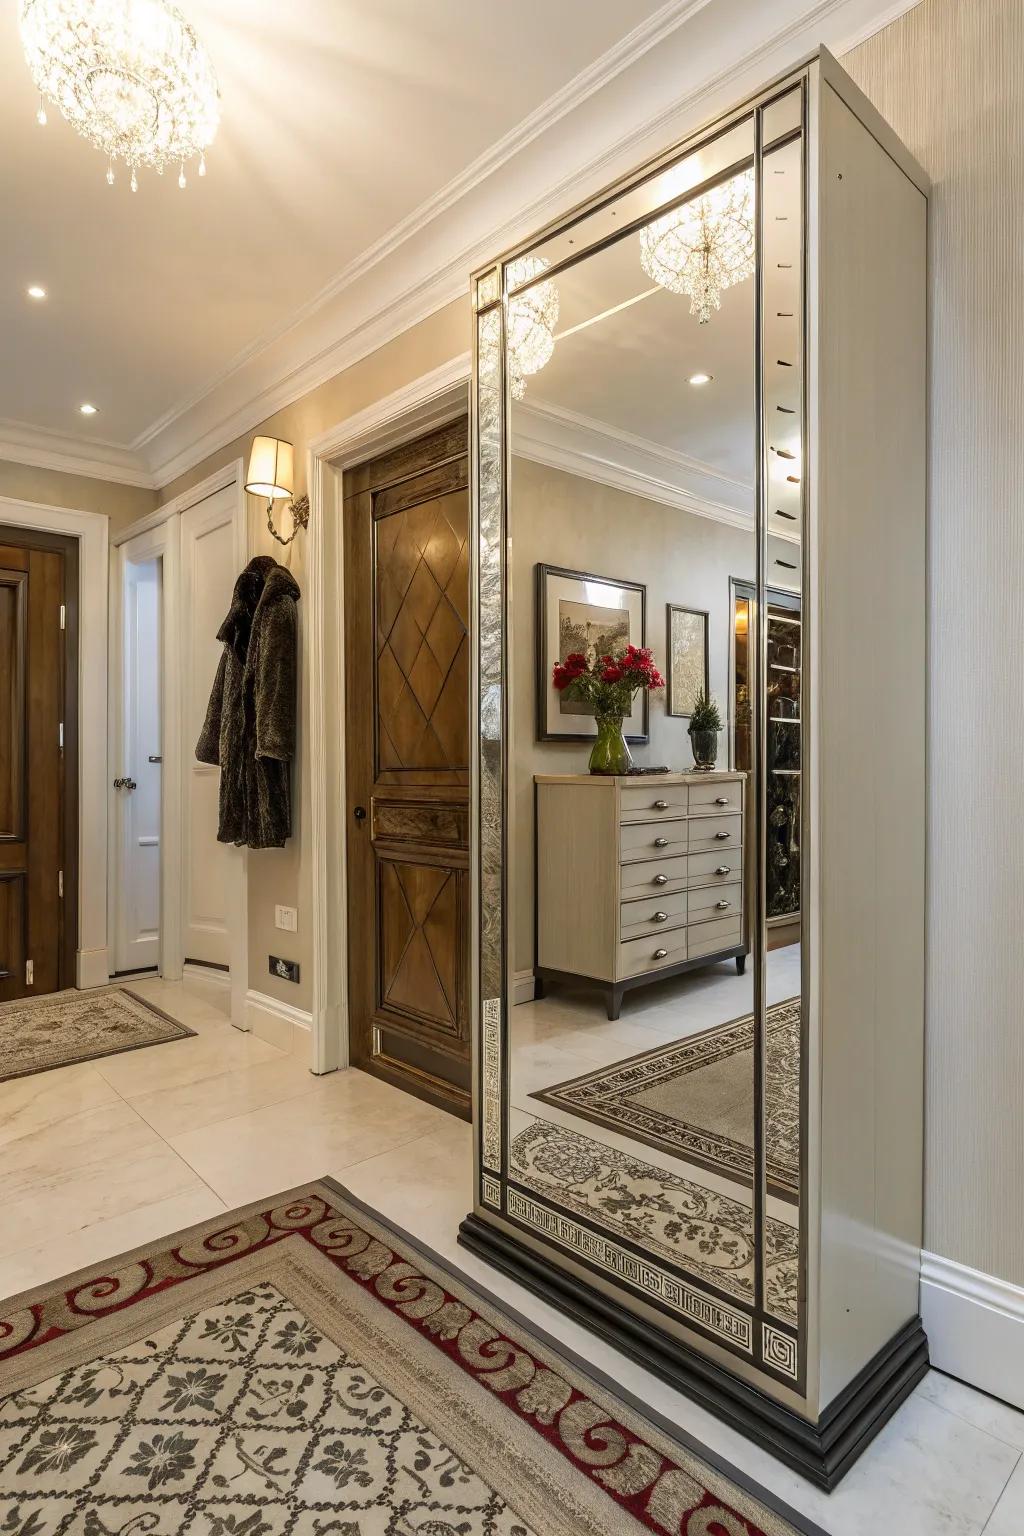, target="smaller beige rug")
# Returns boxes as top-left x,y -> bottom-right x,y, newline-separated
0,986 -> 195,1083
